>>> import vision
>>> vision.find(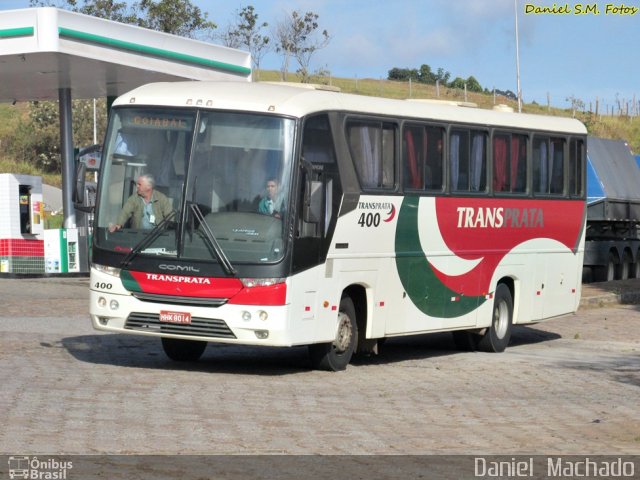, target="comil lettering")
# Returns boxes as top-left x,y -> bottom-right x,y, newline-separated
456,207 -> 544,228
